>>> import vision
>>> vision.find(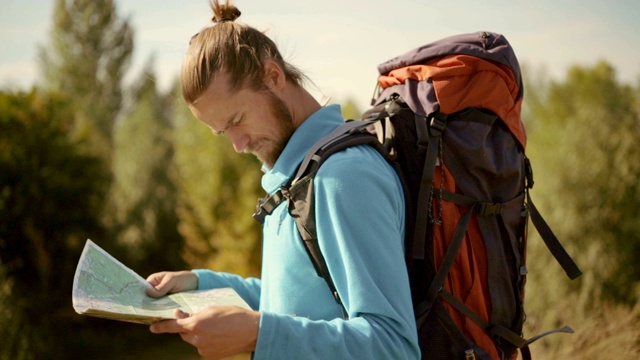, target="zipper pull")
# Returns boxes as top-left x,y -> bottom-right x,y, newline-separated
465,349 -> 477,360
